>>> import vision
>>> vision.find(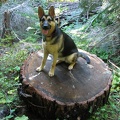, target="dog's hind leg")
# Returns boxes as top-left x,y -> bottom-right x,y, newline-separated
68,62 -> 76,70
56,56 -> 66,64
65,53 -> 78,70
56,60 -> 63,64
